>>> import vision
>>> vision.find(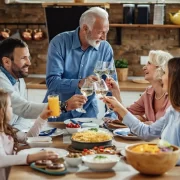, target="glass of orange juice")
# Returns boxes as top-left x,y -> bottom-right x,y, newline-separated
48,94 -> 60,118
